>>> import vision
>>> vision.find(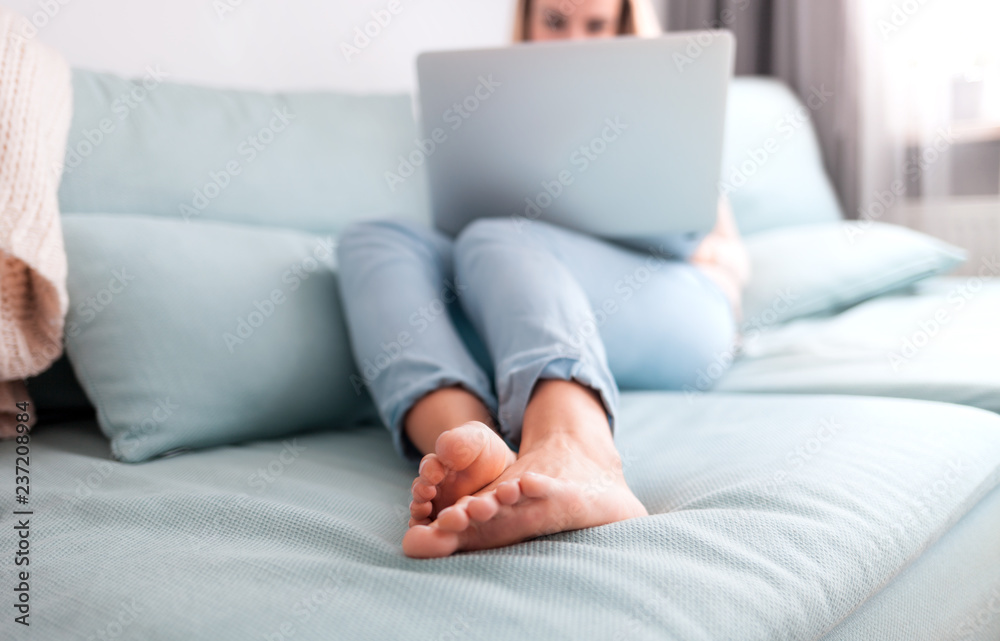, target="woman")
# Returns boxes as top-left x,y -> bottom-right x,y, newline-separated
337,0 -> 750,559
